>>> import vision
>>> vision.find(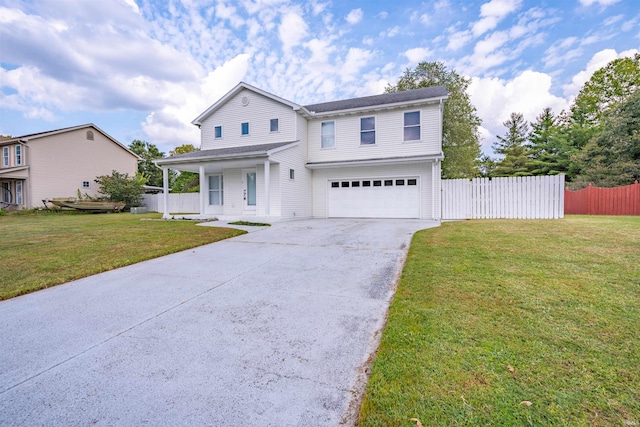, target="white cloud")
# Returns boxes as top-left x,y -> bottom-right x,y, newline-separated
340,48 -> 373,83
278,12 -> 308,53
468,70 -> 568,154
447,29 -> 473,50
578,0 -> 620,7
562,48 -> 639,99
142,53 -> 251,149
404,47 -> 433,63
472,0 -> 522,37
345,8 -> 363,25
